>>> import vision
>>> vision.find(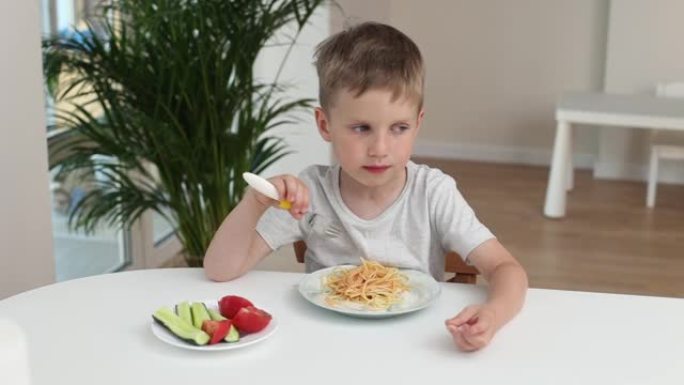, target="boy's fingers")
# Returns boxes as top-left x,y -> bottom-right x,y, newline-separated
270,178 -> 287,202
283,175 -> 298,202
466,316 -> 489,336
452,330 -> 477,352
446,321 -> 480,352
293,187 -> 304,212
448,308 -> 492,351
293,180 -> 311,214
262,175 -> 309,216
462,332 -> 488,350
448,305 -> 479,326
